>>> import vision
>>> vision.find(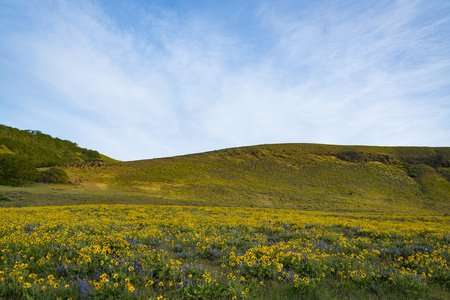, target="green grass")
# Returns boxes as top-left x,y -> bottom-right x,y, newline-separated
0,124 -> 118,167
1,143 -> 449,214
